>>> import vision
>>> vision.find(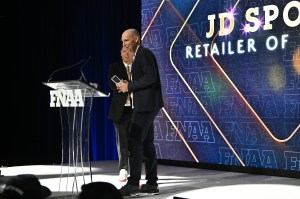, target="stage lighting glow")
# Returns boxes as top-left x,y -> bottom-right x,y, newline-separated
268,65 -> 285,91
0,165 -> 100,176
293,46 -> 300,75
168,184 -> 300,199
